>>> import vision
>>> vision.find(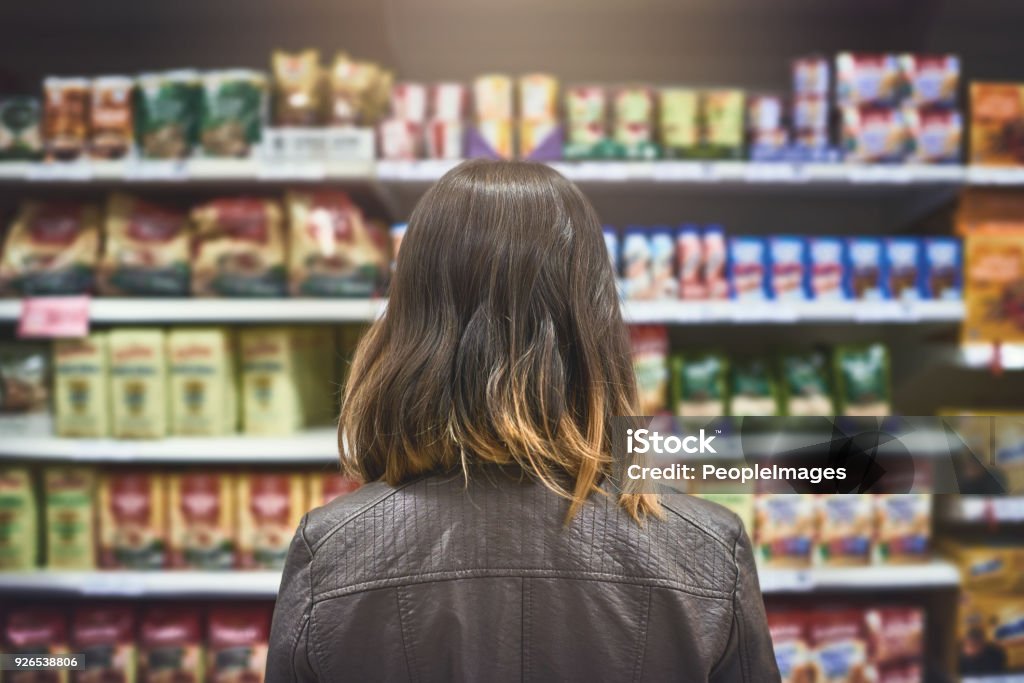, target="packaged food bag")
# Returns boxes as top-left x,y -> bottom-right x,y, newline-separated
140,606 -> 204,682
4,607 -> 71,678
874,493 -> 930,564
0,200 -> 100,295
271,49 -> 322,126
768,612 -> 812,683
815,494 -> 873,566
53,333 -> 110,438
208,605 -> 271,683
168,471 -> 236,569
833,343 -> 891,416
809,610 -> 873,683
200,69 -> 268,157
43,76 -> 90,161
729,357 -> 780,416
240,327 -> 302,434
44,466 -> 97,569
286,191 -> 389,297
671,352 -> 728,417
99,470 -> 166,569
0,343 -> 49,416
192,197 -> 287,297
100,193 -> 191,296
73,604 -> 137,681
329,53 -> 393,126
168,327 -> 236,436
0,95 -> 43,160
780,350 -> 834,416
135,70 -> 200,159
755,493 -> 814,567
90,75 -> 134,159
109,328 -> 168,439
237,471 -> 307,569
0,467 -> 37,570
629,325 -> 668,415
